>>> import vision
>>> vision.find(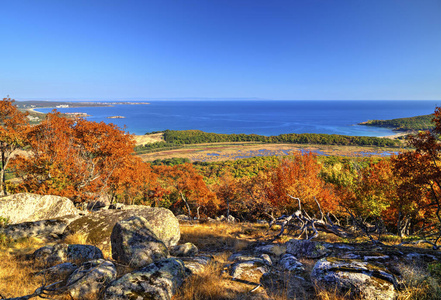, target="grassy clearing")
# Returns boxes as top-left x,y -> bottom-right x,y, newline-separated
139,142 -> 402,162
